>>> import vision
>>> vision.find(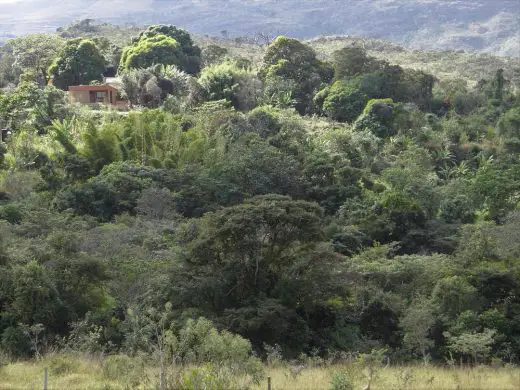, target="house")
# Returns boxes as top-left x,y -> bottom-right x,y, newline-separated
68,84 -> 127,107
